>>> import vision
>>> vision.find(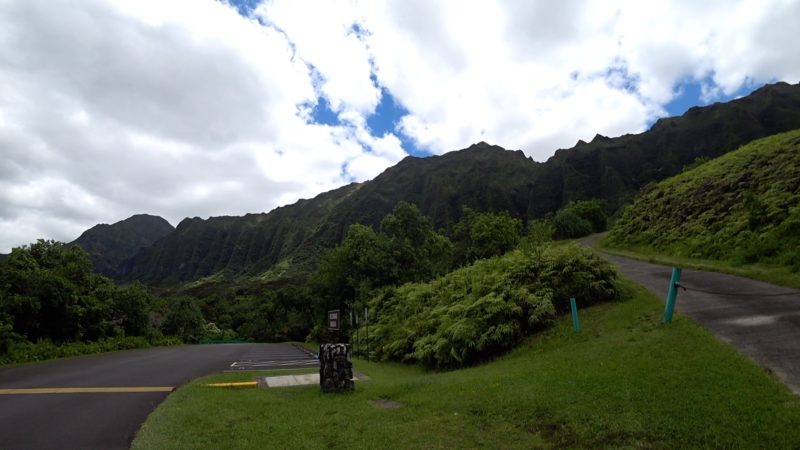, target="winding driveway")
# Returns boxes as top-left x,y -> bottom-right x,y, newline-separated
592,246 -> 800,395
0,343 -> 317,449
